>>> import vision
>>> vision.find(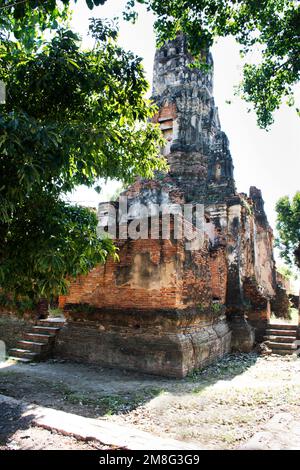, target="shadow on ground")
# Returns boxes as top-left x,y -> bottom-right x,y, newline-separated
0,401 -> 36,447
0,353 -> 259,419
